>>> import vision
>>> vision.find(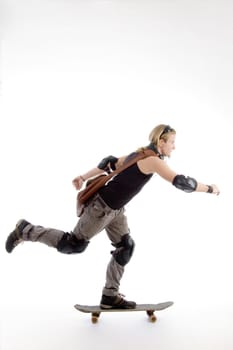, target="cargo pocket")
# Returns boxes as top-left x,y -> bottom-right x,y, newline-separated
89,200 -> 106,219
